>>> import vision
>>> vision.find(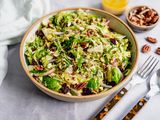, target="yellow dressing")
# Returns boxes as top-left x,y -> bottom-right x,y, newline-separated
102,0 -> 128,10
